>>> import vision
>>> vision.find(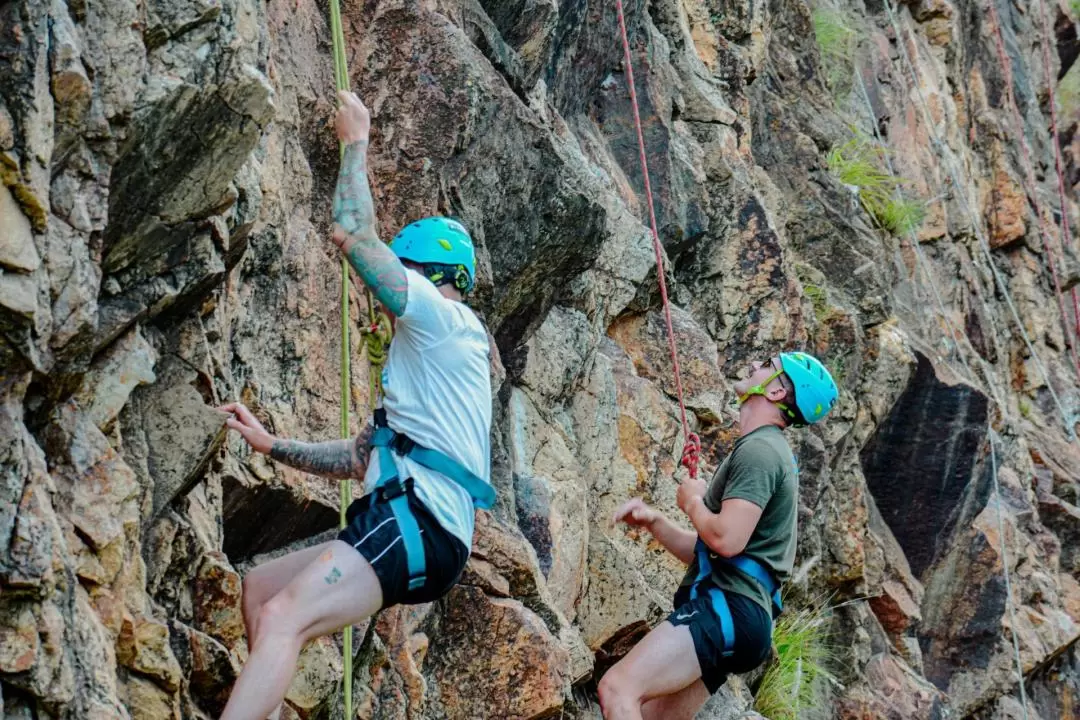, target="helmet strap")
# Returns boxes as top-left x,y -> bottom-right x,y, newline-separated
420,263 -> 472,294
738,369 -> 798,421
